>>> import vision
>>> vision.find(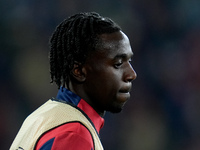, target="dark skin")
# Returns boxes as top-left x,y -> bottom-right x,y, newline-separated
69,31 -> 137,116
